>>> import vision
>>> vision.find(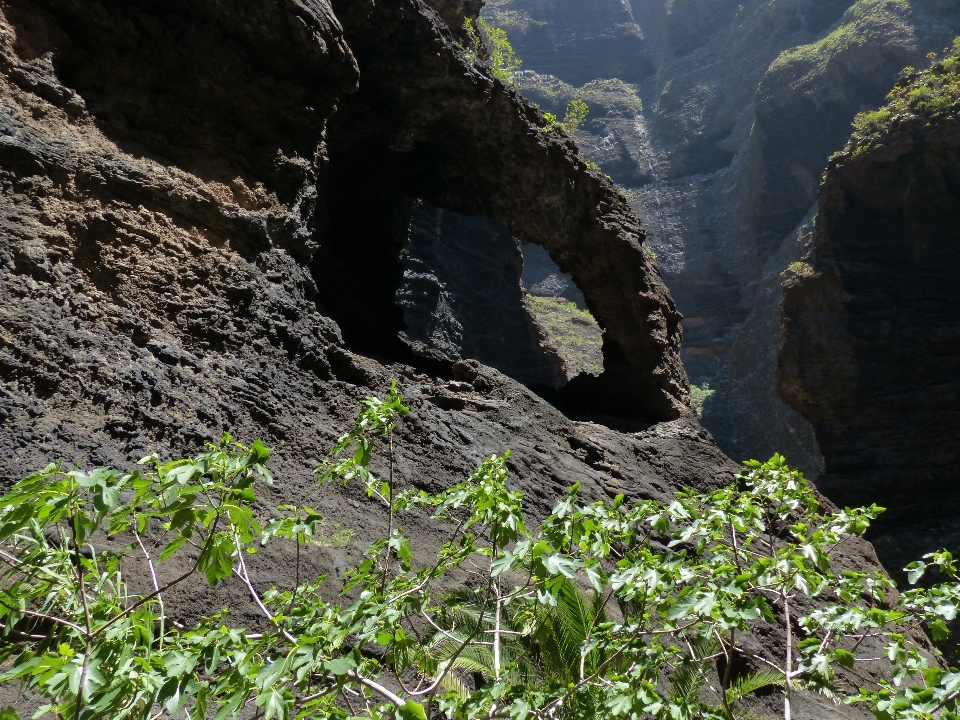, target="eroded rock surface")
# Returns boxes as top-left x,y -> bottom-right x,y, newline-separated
779,57 -> 960,576
0,0 -> 915,715
397,205 -> 568,388
313,0 -> 688,421
487,0 -> 960,473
